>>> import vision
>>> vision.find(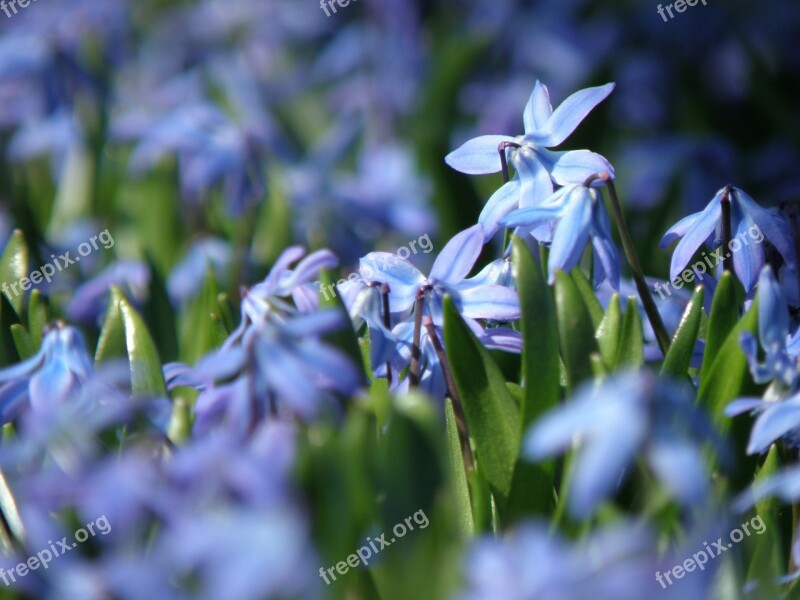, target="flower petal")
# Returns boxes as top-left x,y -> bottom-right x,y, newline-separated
456,285 -> 520,321
536,83 -> 615,147
548,149 -> 615,186
430,225 -> 485,285
668,199 -> 721,283
523,81 -> 553,135
444,135 -> 516,175
478,180 -> 520,241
